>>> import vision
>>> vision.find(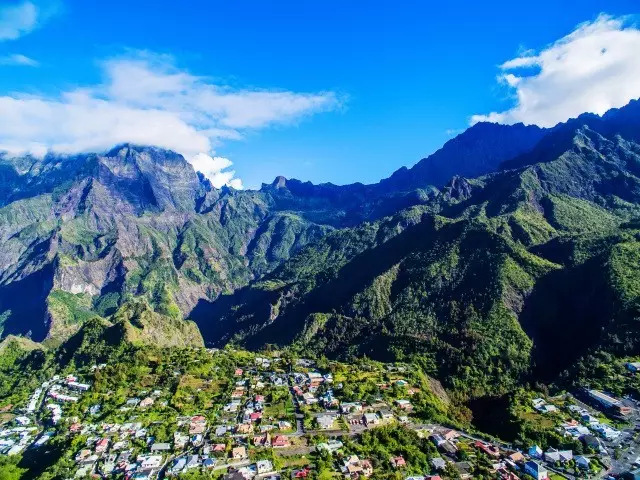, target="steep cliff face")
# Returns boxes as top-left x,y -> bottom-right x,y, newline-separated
0,146 -> 333,341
